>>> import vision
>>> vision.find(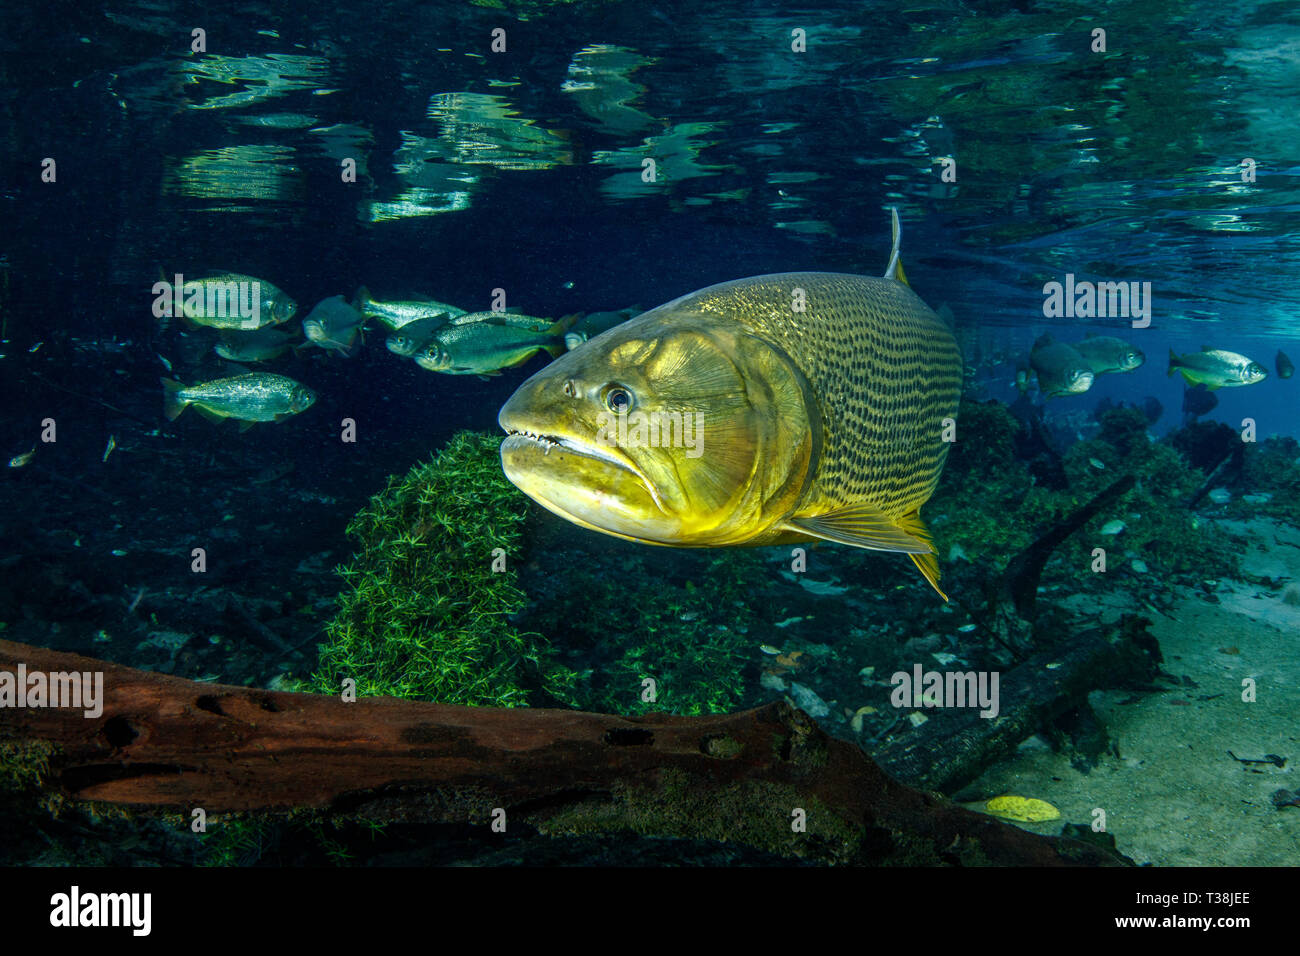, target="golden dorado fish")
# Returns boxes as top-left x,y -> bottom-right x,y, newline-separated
498,210 -> 963,599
